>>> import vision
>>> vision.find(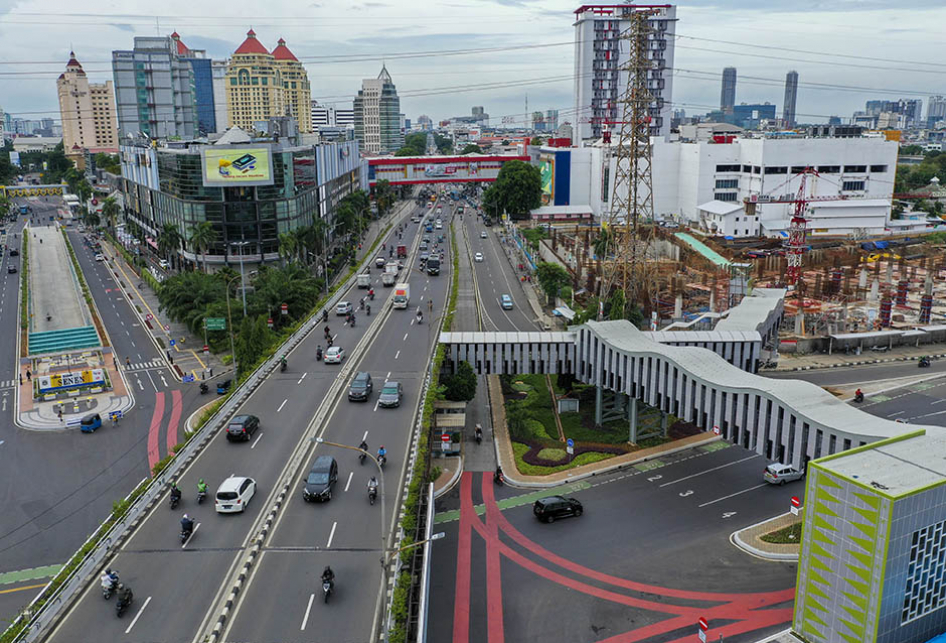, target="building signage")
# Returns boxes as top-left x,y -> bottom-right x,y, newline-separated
201,147 -> 274,187
38,369 -> 106,394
